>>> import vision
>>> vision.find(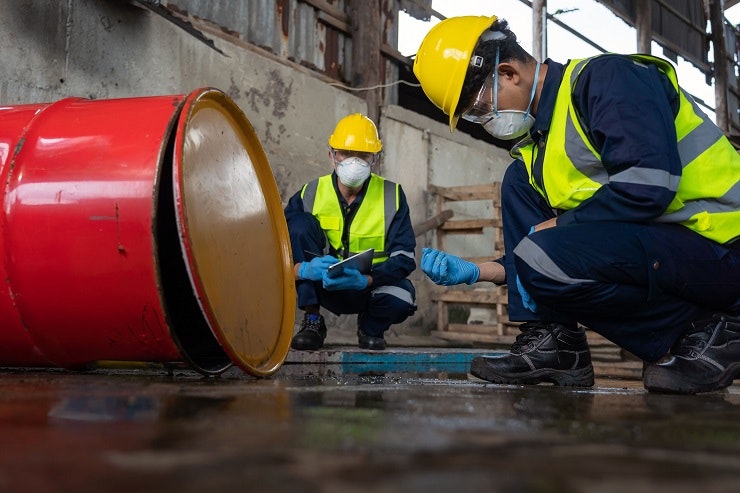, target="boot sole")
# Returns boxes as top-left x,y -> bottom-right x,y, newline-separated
643,362 -> 740,394
470,359 -> 594,387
